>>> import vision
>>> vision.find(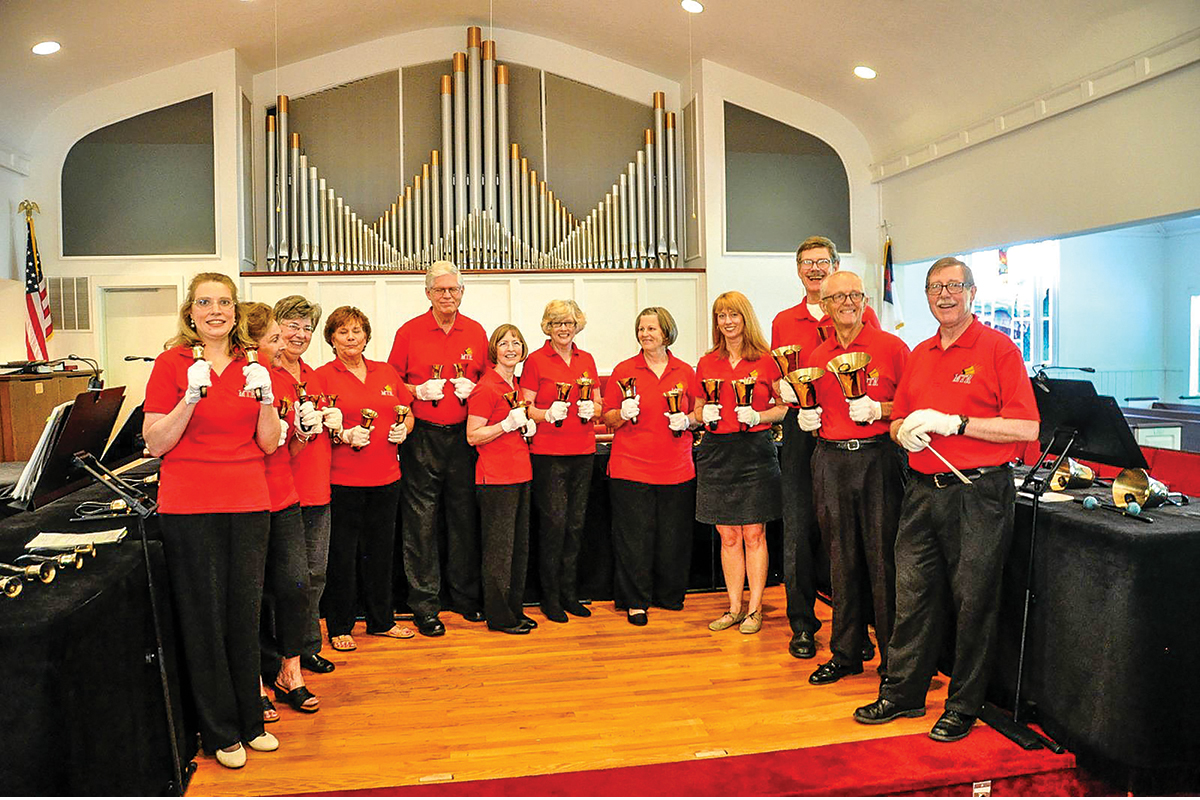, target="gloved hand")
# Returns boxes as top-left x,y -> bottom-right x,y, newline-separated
620,396 -> 641,422
523,419 -> 537,438
576,400 -> 596,421
415,378 -> 447,402
243,362 -> 274,405
322,406 -> 344,433
797,406 -> 823,432
905,408 -> 961,437
735,406 -> 761,427
896,416 -> 932,452
778,380 -> 798,406
387,421 -> 408,445
701,404 -> 722,426
500,406 -> 529,433
296,401 -> 323,436
665,412 -> 690,432
848,396 -> 883,424
546,400 -> 570,425
450,376 -> 475,401
340,425 -> 371,449
277,418 -> 289,448
185,360 -> 211,405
